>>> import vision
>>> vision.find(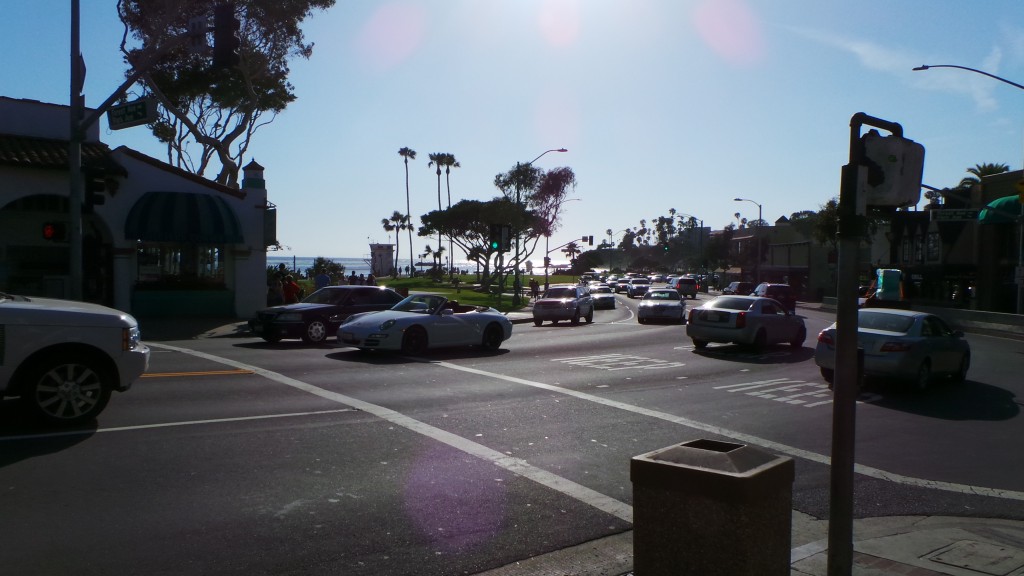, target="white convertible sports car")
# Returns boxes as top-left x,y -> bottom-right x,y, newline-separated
337,294 -> 513,353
